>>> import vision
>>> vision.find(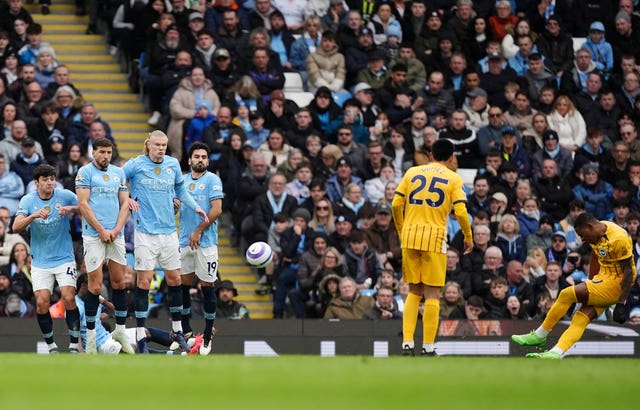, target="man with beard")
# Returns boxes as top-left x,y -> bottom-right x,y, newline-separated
177,142 -> 224,355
